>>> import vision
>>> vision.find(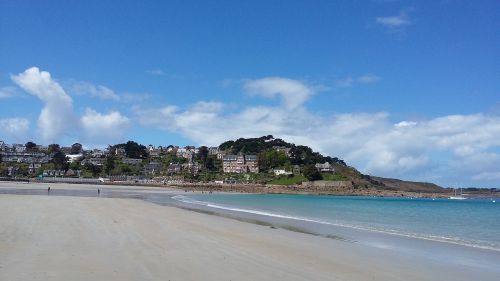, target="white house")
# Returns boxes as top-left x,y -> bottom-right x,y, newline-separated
67,154 -> 84,163
315,162 -> 335,172
273,169 -> 293,176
